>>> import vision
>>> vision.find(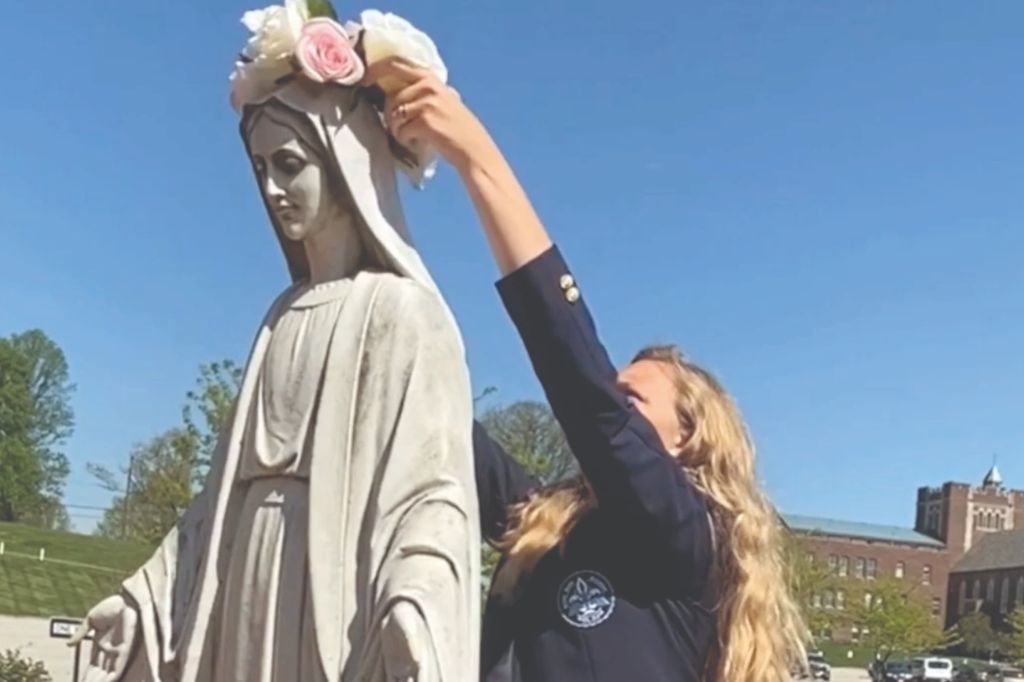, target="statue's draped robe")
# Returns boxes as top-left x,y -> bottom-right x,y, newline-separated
120,270 -> 480,682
